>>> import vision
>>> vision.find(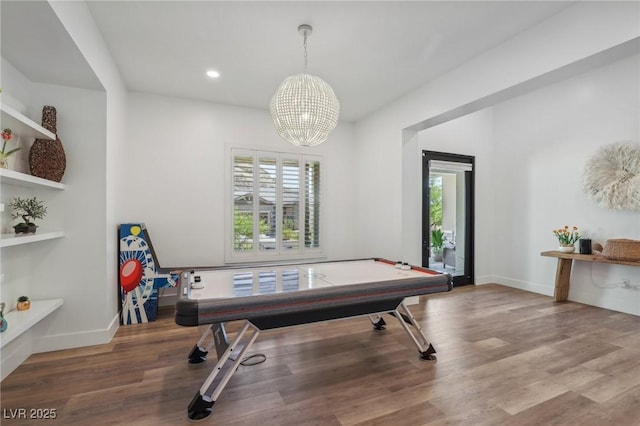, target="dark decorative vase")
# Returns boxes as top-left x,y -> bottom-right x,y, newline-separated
29,106 -> 66,182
